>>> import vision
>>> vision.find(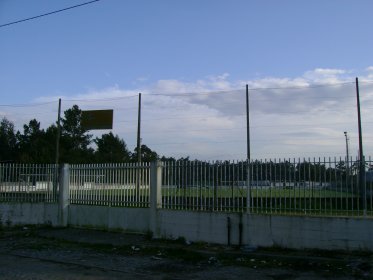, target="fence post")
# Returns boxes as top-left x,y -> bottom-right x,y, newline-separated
58,164 -> 70,227
246,160 -> 251,214
361,156 -> 367,216
150,161 -> 163,236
